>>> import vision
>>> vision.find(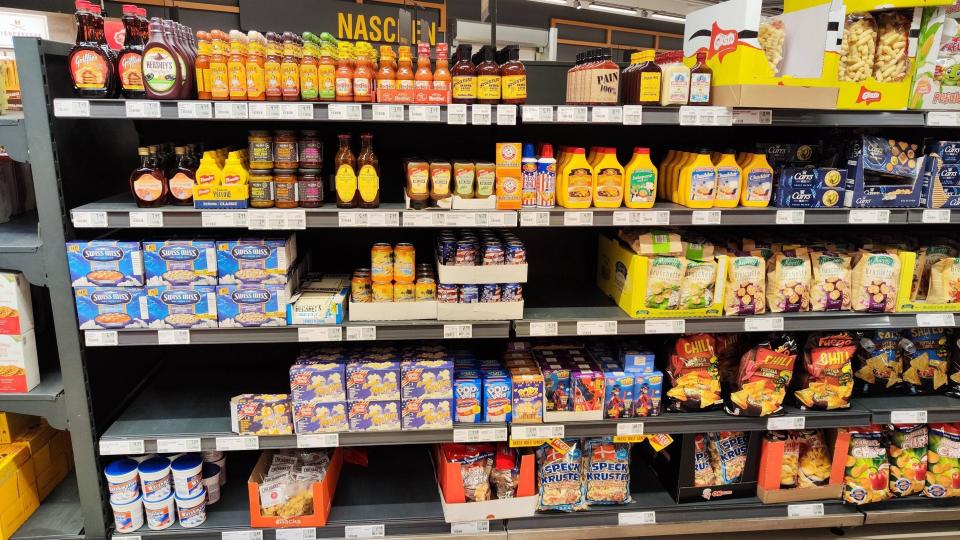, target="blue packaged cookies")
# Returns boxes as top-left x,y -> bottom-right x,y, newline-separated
844,136 -> 928,208
921,141 -> 960,209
